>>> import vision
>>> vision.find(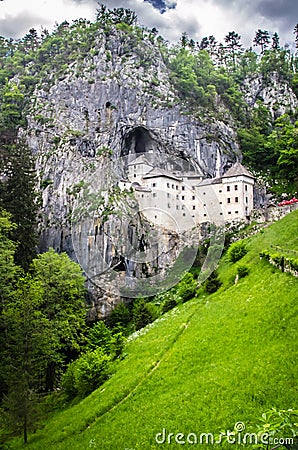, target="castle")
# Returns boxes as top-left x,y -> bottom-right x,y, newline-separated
119,155 -> 255,231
